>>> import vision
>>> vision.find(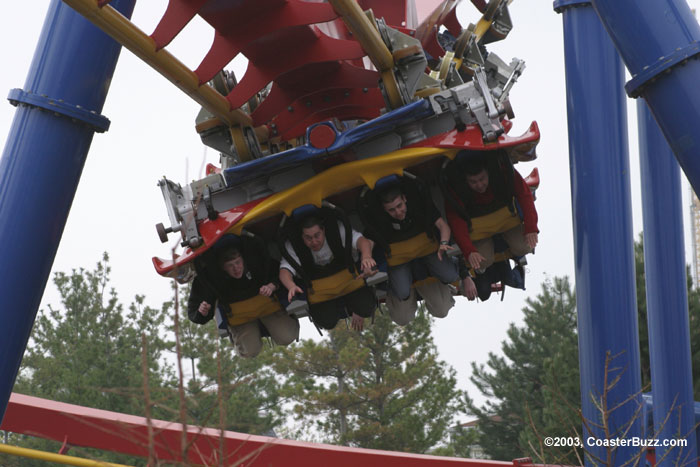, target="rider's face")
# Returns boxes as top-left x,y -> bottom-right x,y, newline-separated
382,194 -> 408,221
466,169 -> 489,194
222,256 -> 245,279
302,225 -> 326,251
